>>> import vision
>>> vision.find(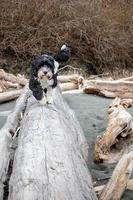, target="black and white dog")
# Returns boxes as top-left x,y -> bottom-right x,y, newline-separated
29,45 -> 70,104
